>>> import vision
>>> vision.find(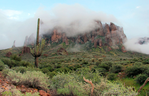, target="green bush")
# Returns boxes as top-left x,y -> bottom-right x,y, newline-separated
98,61 -> 113,71
125,66 -> 147,77
1,58 -> 33,68
55,67 -> 70,73
10,54 -> 21,61
20,61 -> 33,67
143,68 -> 149,77
47,71 -> 57,78
107,73 -> 116,81
50,72 -> 90,96
110,64 -> 123,73
142,59 -> 149,64
96,68 -> 107,76
12,66 -> 27,73
41,68 -> 50,74
2,89 -> 40,96
2,68 -> 13,77
134,62 -> 143,66
135,74 -> 148,85
0,60 -> 5,71
7,70 -> 50,91
98,63 -> 110,71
